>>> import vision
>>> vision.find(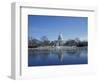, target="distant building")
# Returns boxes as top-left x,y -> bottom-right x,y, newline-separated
56,33 -> 64,46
